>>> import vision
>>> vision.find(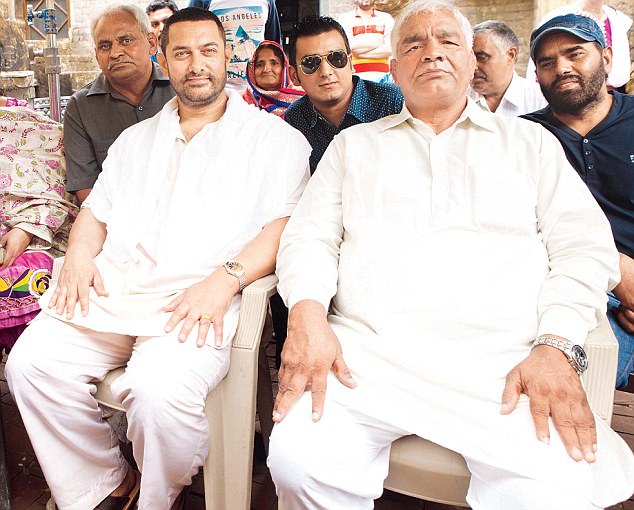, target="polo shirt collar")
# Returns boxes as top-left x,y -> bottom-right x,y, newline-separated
308,75 -> 373,128
500,73 -> 523,109
86,62 -> 170,97
381,96 -> 497,133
